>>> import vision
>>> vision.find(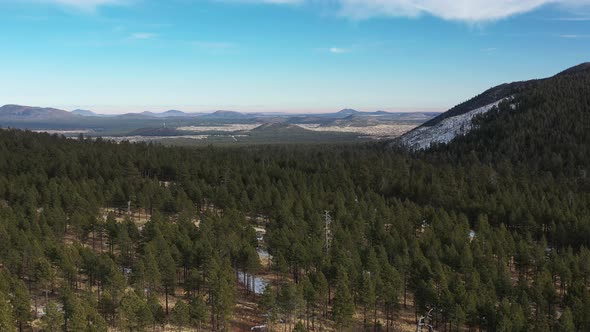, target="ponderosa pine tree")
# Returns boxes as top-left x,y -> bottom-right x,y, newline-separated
208,256 -> 235,331
0,70 -> 589,331
259,286 -> 278,330
171,300 -> 190,331
40,301 -> 63,332
188,296 -> 208,331
11,280 -> 31,332
159,249 -> 176,317
118,291 -> 153,332
332,271 -> 354,330
0,291 -> 16,332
